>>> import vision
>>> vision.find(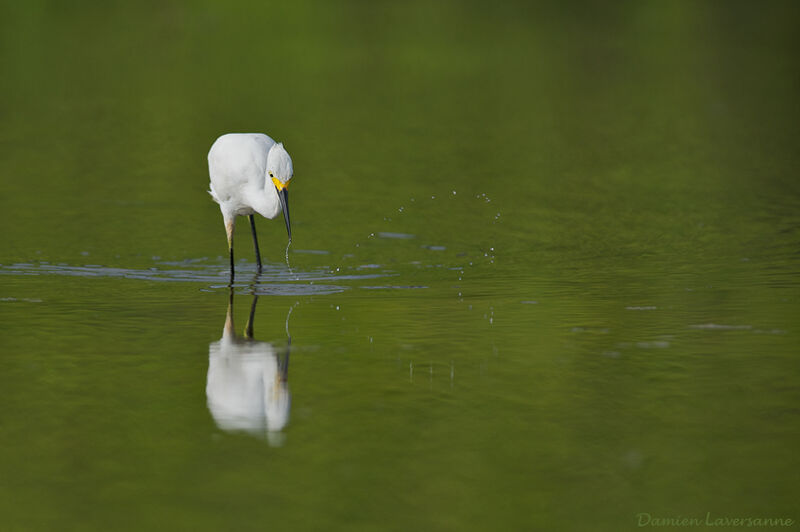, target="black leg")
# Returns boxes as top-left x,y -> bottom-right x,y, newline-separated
226,219 -> 235,285
224,287 -> 235,335
249,214 -> 262,273
229,246 -> 235,285
244,295 -> 258,339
